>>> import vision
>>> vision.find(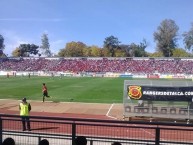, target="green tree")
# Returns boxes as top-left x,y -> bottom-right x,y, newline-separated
0,34 -> 5,56
58,48 -> 66,57
40,33 -> 52,57
30,44 -> 39,55
101,48 -> 110,57
58,41 -> 86,57
148,51 -> 163,57
138,39 -> 148,57
12,47 -> 21,57
90,45 -> 102,57
154,19 -> 179,57
119,39 -> 148,57
83,47 -> 91,57
103,35 -> 120,57
172,48 -> 191,57
128,43 -> 141,57
183,23 -> 193,52
114,49 -> 126,57
119,44 -> 131,57
16,44 -> 39,57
